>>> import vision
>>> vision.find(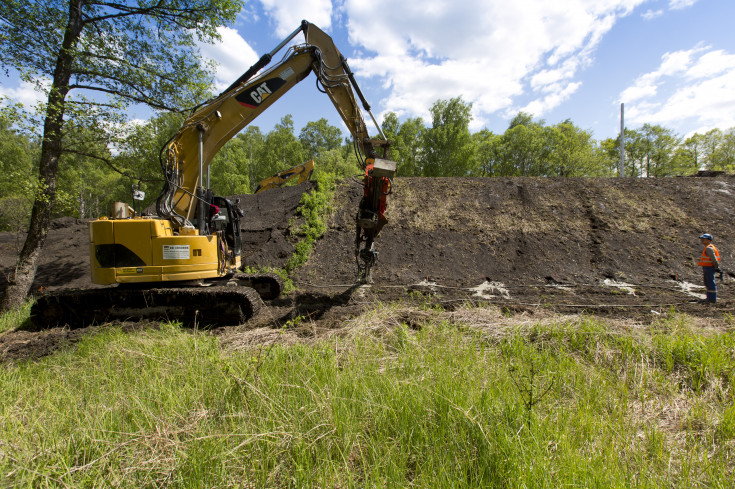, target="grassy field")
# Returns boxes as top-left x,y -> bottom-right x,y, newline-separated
0,303 -> 733,488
